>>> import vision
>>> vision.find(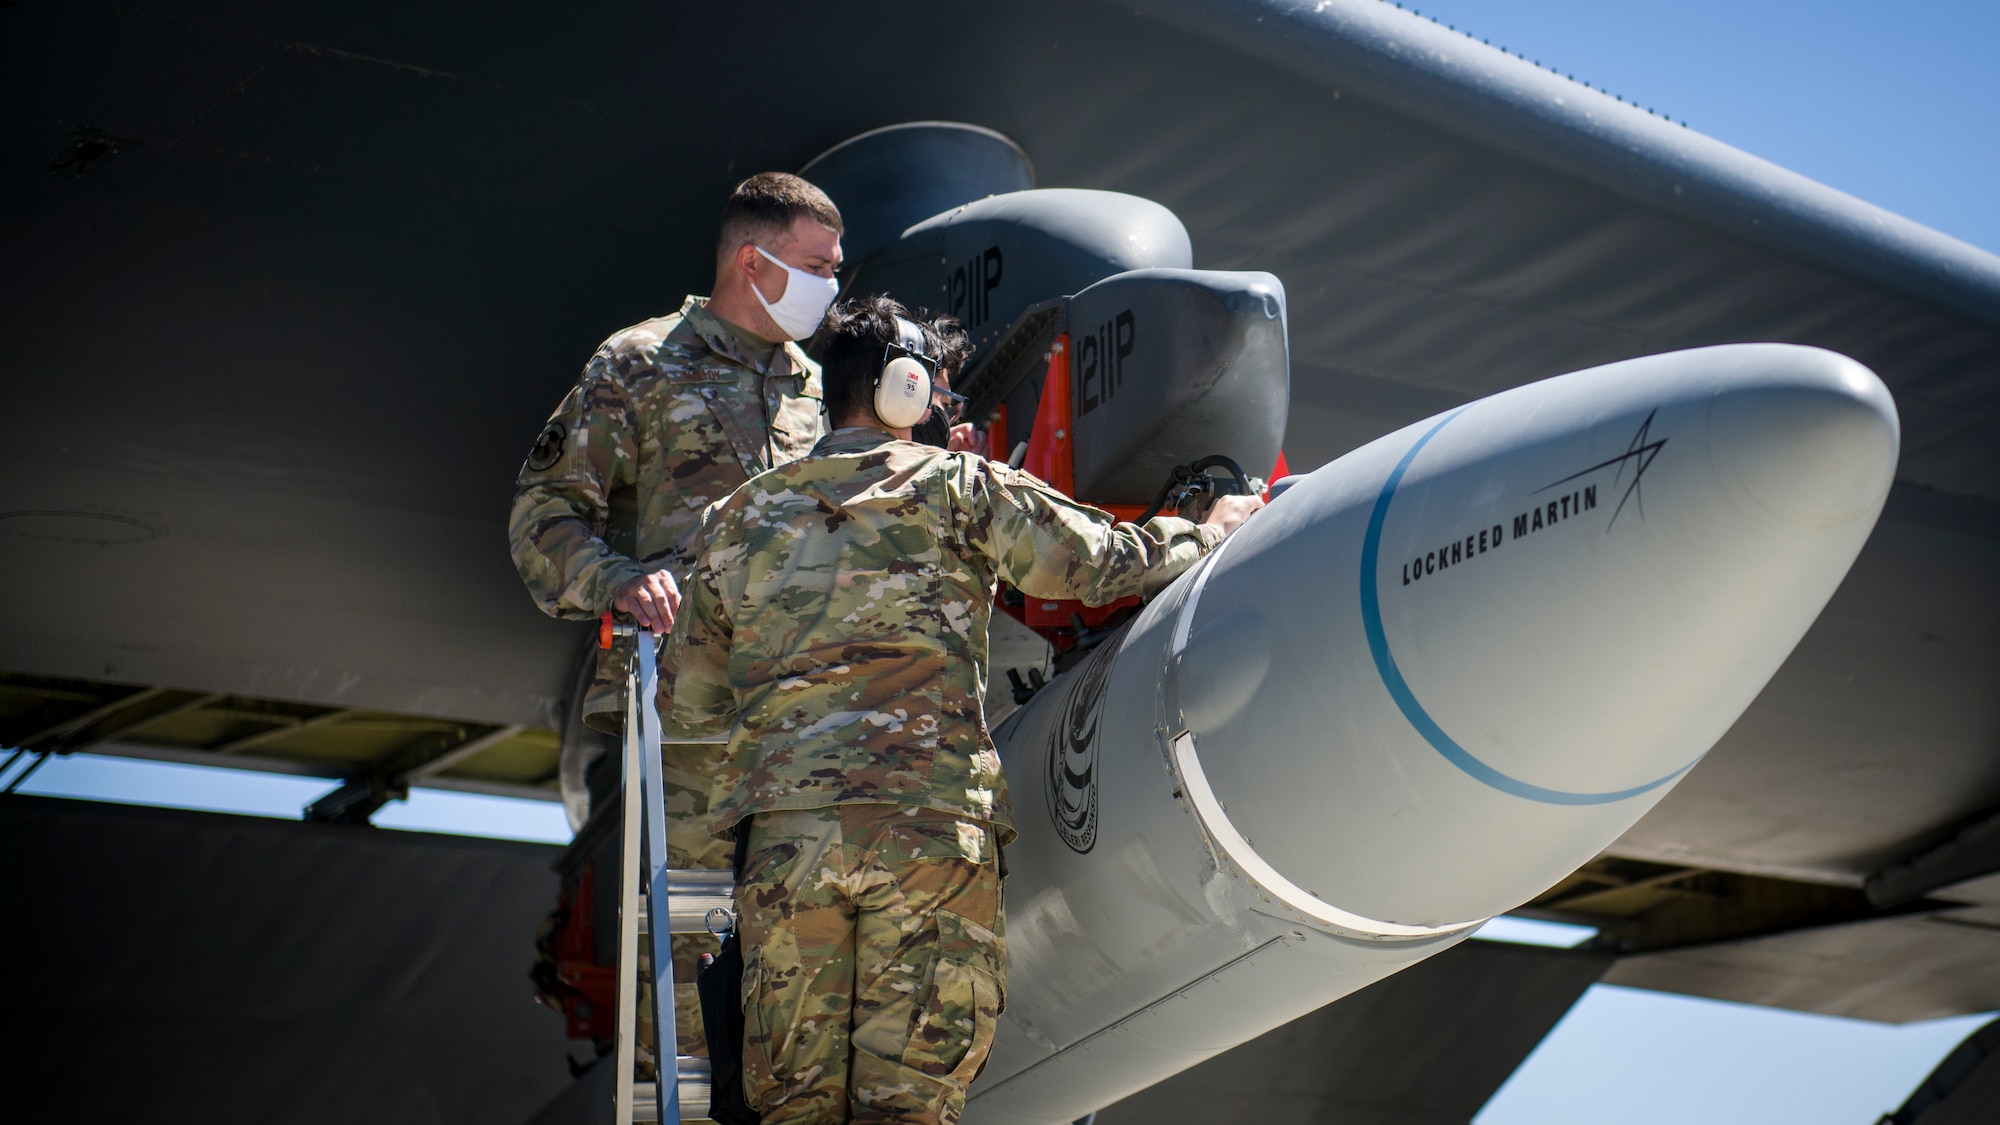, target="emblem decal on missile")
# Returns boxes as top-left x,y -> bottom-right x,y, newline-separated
1046,639 -> 1117,854
1399,410 -> 1670,586
1534,407 -> 1668,529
